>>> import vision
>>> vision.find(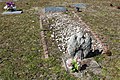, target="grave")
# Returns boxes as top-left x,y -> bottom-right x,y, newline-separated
42,12 -> 109,79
